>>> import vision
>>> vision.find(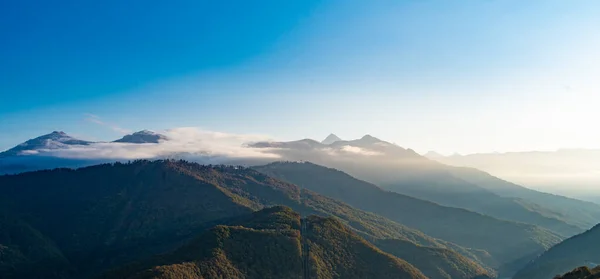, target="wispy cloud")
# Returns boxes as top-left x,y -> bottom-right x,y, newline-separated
84,114 -> 132,135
